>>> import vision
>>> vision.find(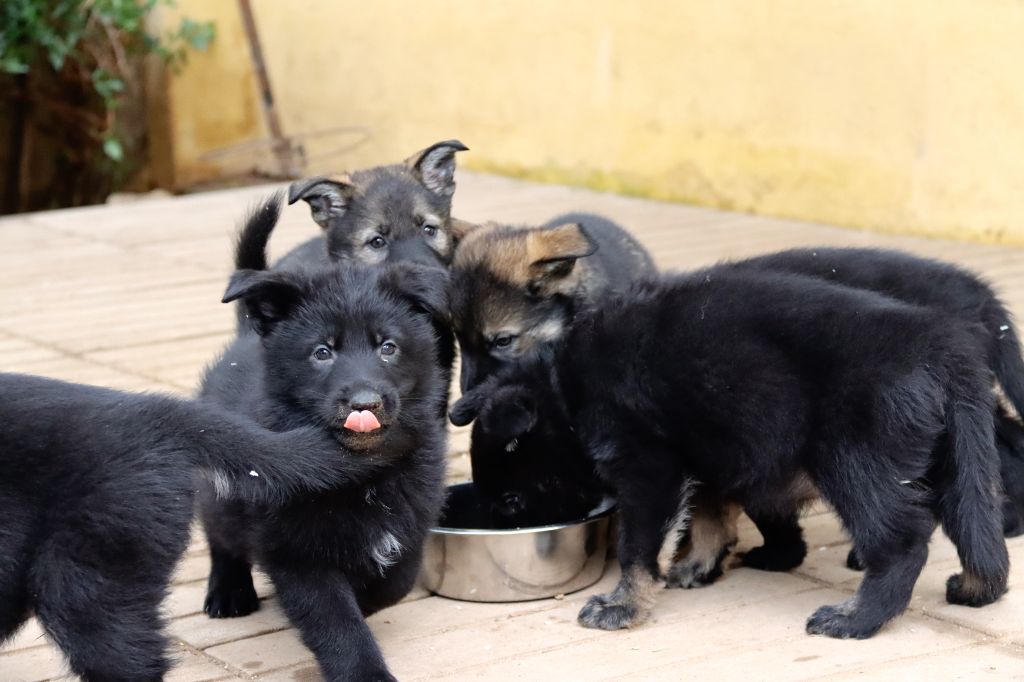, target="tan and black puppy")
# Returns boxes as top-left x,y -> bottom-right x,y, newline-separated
280,139 -> 470,271
449,213 -> 654,528
450,212 -> 656,393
